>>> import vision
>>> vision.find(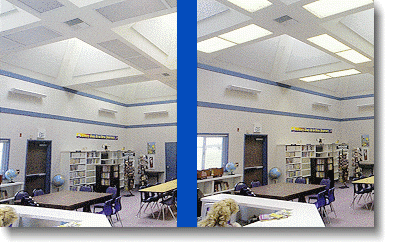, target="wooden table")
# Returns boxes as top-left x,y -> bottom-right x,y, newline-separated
33,191 -> 113,212
250,183 -> 326,202
139,179 -> 177,193
352,176 -> 374,184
